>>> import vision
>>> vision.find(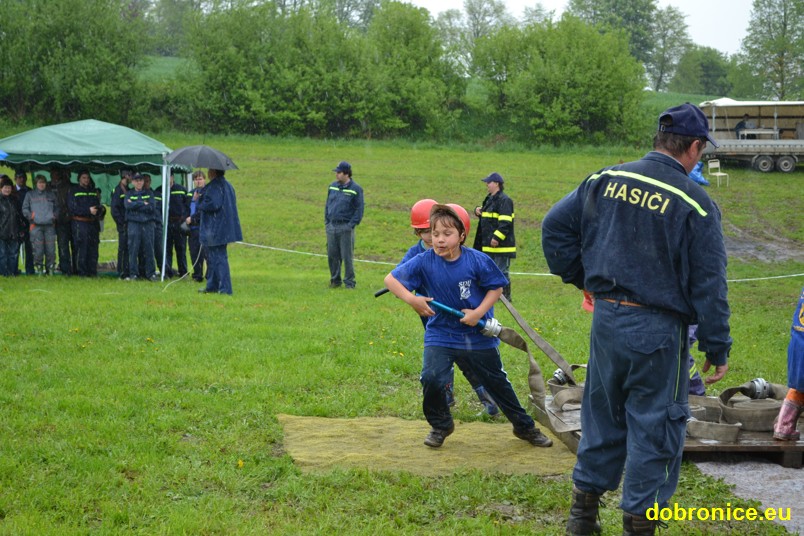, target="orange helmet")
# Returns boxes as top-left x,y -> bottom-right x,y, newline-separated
446,203 -> 471,236
410,199 -> 438,229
